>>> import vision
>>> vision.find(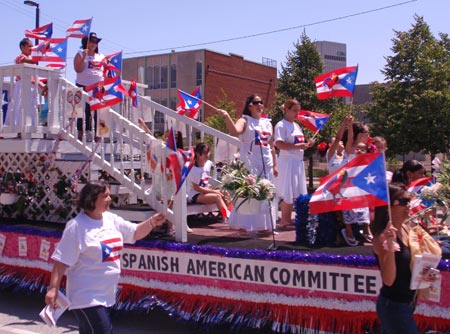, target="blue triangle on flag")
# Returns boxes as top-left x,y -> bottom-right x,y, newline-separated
101,243 -> 112,261
351,153 -> 388,202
